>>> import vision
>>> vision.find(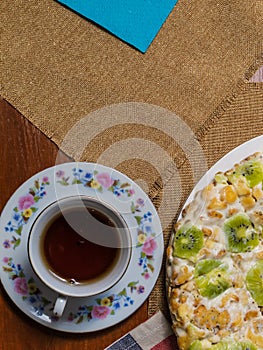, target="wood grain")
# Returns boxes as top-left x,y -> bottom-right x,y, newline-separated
0,98 -> 148,350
